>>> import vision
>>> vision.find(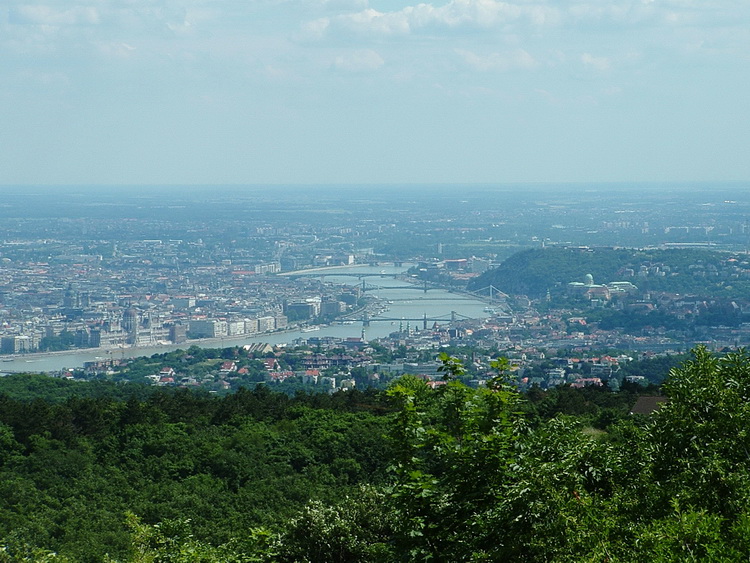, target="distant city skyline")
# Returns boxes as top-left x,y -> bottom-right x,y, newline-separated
1,1 -> 749,186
